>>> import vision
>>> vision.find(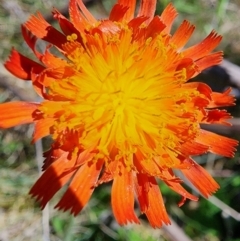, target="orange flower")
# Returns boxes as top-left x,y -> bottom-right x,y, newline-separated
1,0 -> 238,227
